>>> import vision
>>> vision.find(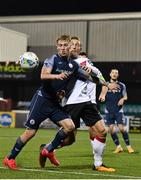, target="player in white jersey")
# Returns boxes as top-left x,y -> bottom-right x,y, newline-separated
39,36 -> 118,172
64,40 -> 116,172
